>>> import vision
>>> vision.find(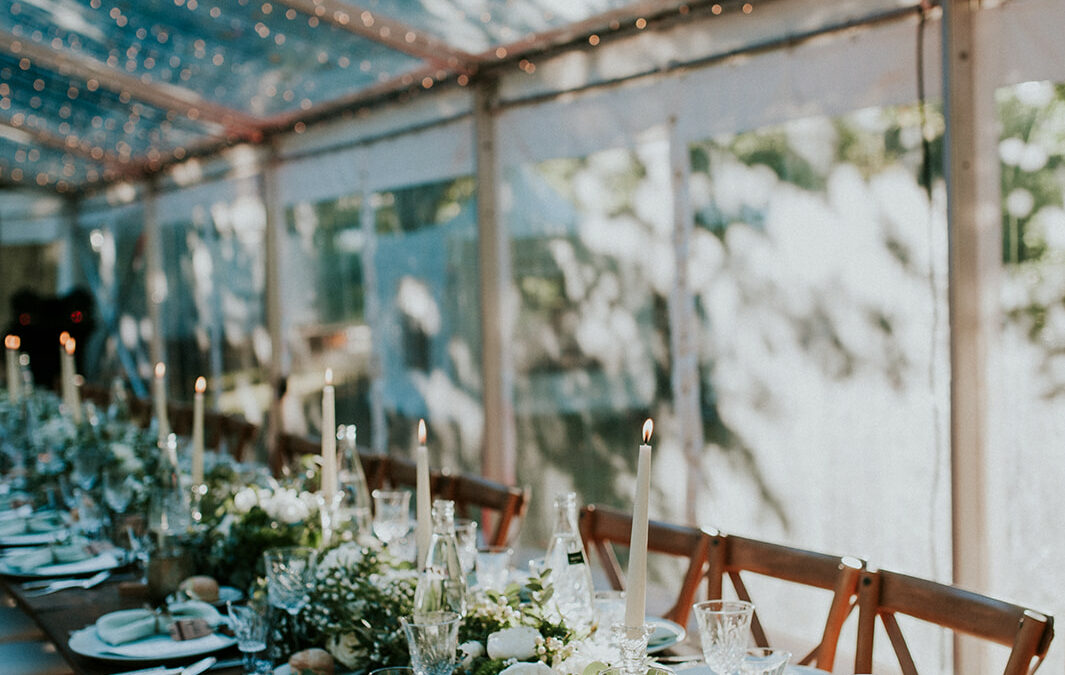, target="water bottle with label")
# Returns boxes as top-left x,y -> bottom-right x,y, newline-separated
543,492 -> 595,630
413,499 -> 468,616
